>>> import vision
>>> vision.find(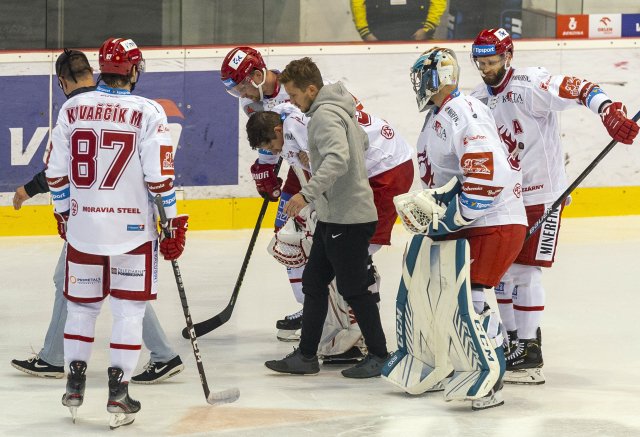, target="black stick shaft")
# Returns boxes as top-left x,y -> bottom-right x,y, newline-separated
526,109 -> 640,241
154,194 -> 212,400
185,157 -> 284,338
